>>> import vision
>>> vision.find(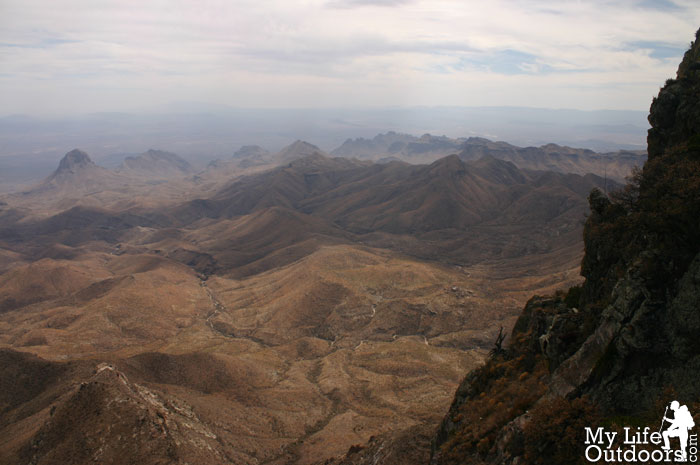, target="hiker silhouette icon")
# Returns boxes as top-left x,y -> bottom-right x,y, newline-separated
662,401 -> 696,461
